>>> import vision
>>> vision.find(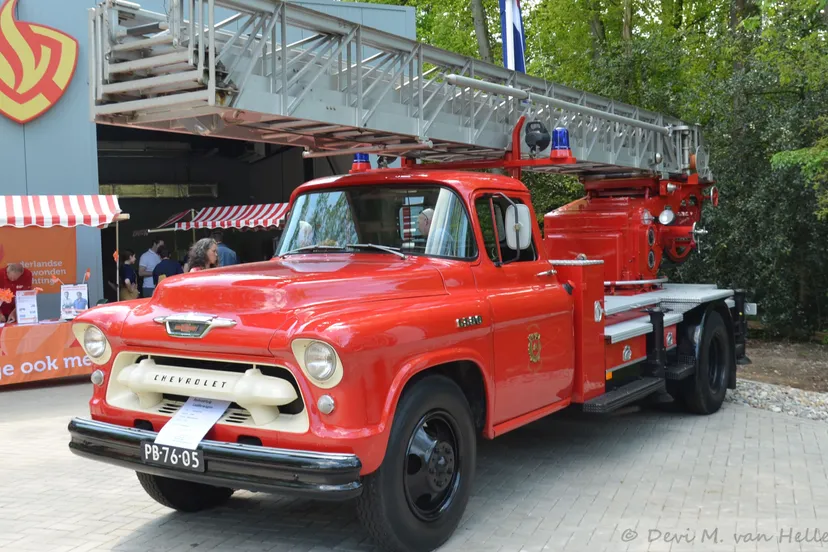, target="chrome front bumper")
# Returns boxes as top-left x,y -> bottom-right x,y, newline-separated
67,418 -> 362,500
